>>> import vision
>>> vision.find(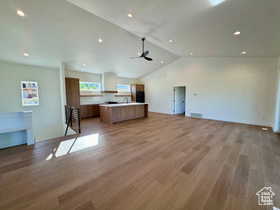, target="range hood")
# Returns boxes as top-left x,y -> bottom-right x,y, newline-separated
101,72 -> 118,93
